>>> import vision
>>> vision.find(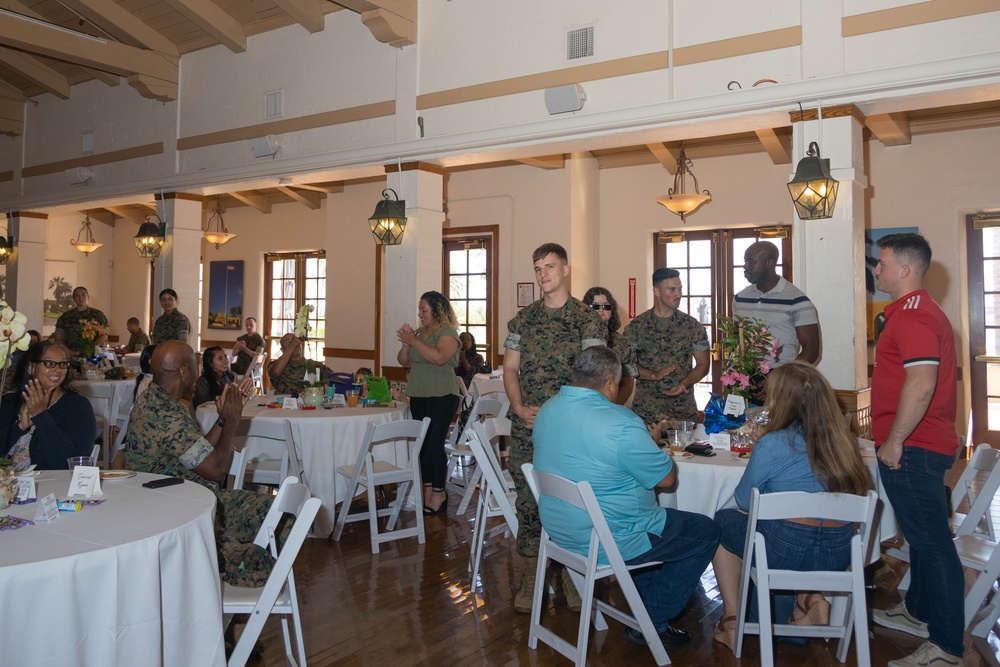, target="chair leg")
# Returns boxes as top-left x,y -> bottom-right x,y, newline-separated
228,606 -> 269,667
527,550 -> 548,650
852,573 -> 872,667
331,476 -> 360,542
367,479 -> 380,555
470,490 -> 487,587
457,467 -> 481,515
387,480 -> 408,531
